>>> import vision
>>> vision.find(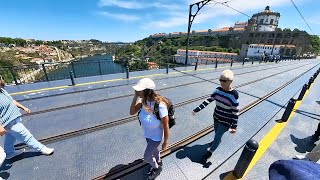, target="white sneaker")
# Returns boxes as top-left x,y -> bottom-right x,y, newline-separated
40,147 -> 54,156
5,149 -> 25,160
294,154 -> 311,161
294,155 -> 306,160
